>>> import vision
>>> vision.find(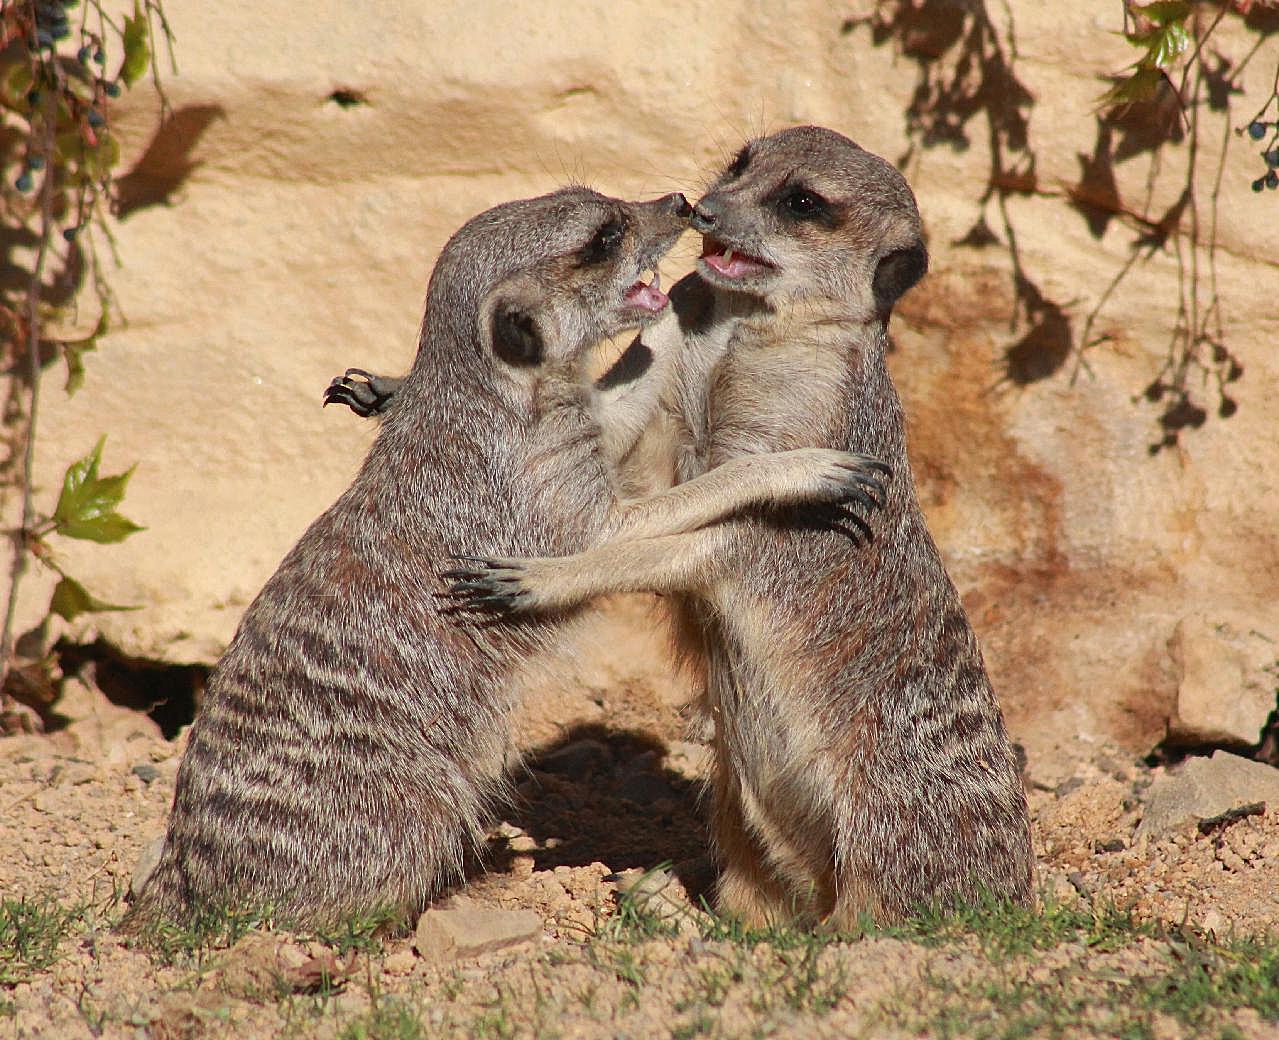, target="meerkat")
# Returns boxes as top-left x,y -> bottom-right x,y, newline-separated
446,128 -> 1036,928
123,184 -> 893,934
